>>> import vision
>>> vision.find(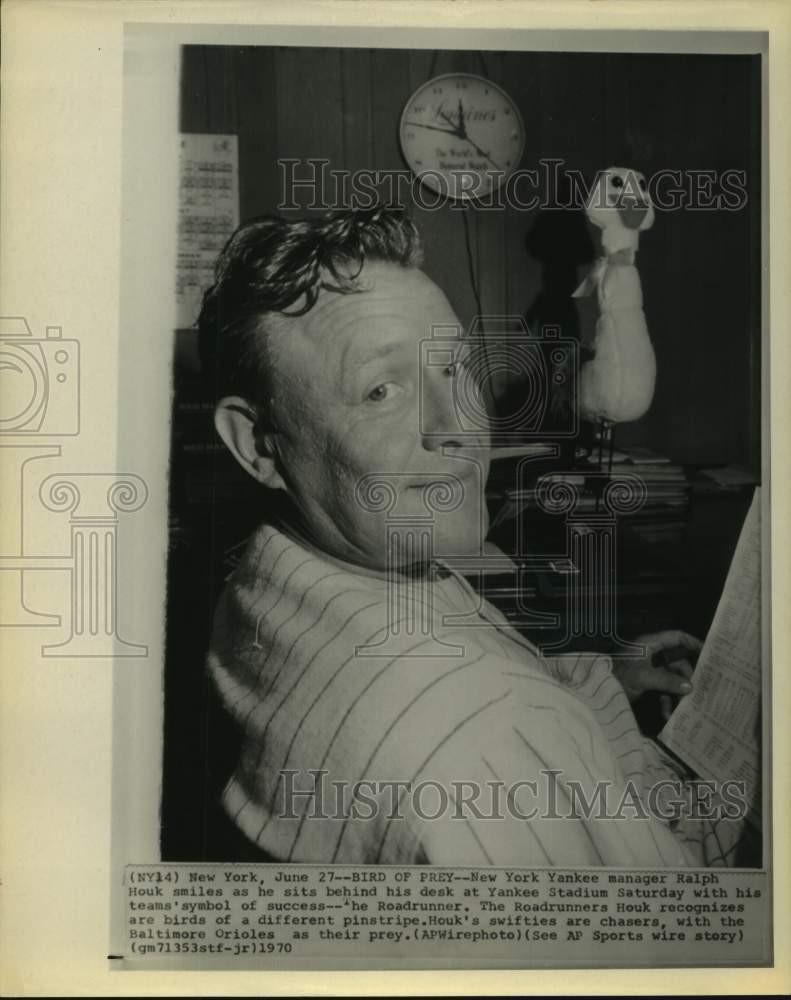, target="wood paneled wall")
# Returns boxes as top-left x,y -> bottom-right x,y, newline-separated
180,46 -> 760,472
